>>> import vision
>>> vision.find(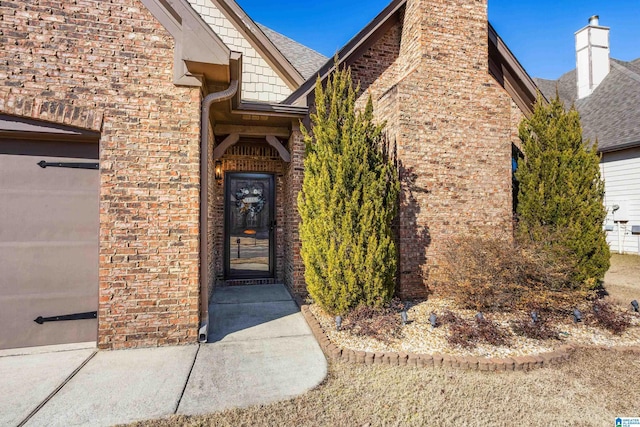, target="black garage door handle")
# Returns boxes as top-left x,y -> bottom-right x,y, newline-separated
34,311 -> 97,324
38,160 -> 99,170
